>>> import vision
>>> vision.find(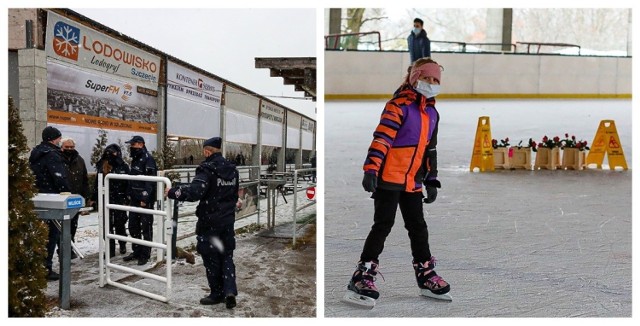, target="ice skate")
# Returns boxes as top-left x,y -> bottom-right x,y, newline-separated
341,261 -> 381,309
413,257 -> 452,301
